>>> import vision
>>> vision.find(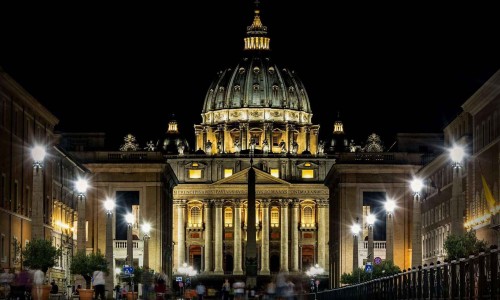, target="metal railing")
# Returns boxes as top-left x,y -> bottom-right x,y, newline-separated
327,246 -> 499,299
